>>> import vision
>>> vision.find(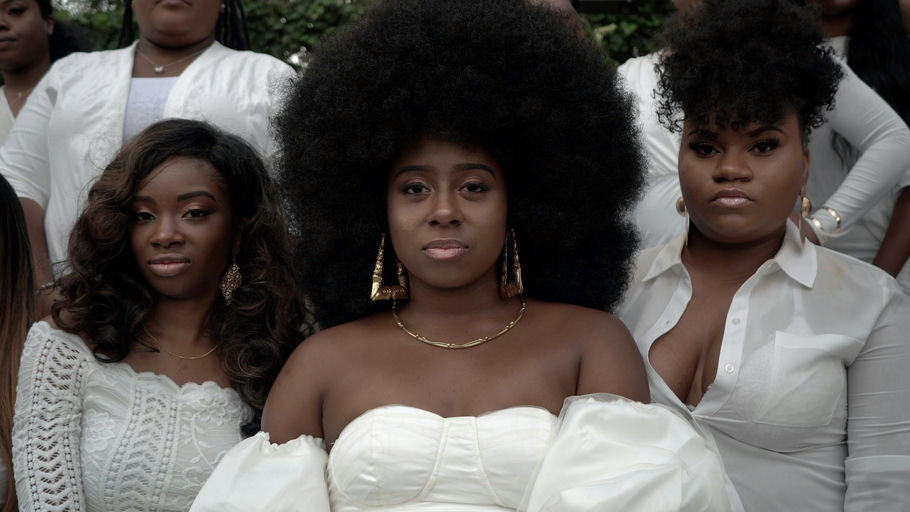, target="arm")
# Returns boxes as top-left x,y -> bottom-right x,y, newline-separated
1,71 -> 54,296
191,335 -> 331,512
575,312 -> 650,403
12,323 -> 89,512
872,186 -> 910,277
20,199 -> 55,318
809,61 -> 910,242
844,282 -> 910,510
